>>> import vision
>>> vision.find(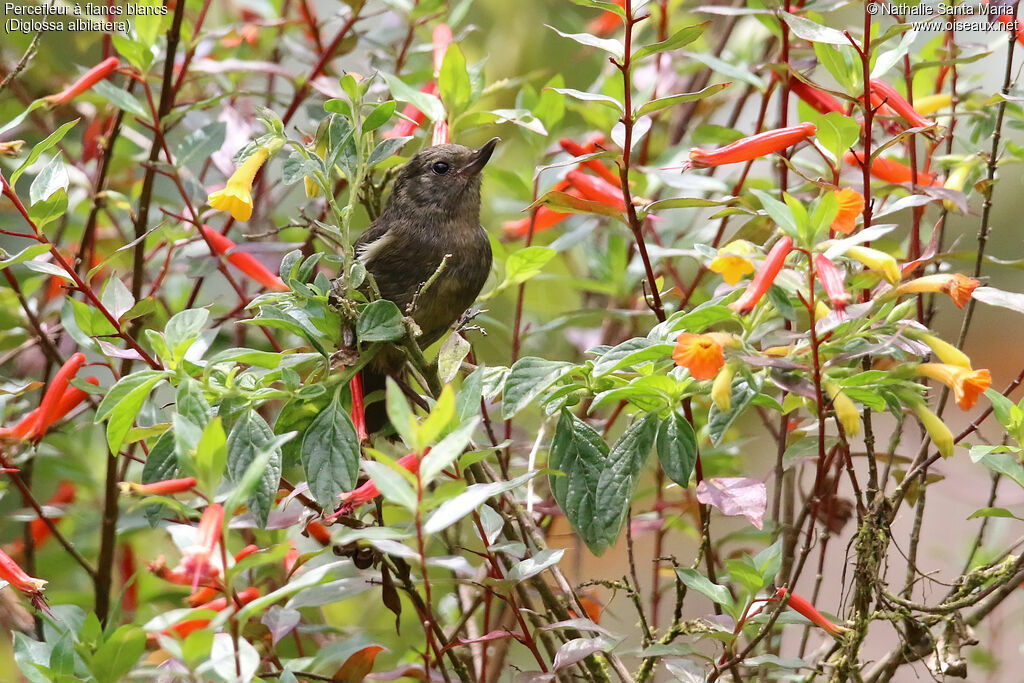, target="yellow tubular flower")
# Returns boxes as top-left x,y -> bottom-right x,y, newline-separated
913,402 -> 954,458
711,362 -> 736,412
208,143 -> 279,221
845,245 -> 901,285
710,240 -> 756,285
913,93 -> 952,116
894,273 -> 978,309
915,333 -> 972,369
824,379 -> 860,436
915,363 -> 991,410
814,300 -> 831,321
